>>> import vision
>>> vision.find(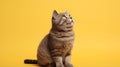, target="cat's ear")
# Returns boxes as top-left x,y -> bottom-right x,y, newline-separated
65,11 -> 69,15
65,11 -> 68,13
52,10 -> 58,19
